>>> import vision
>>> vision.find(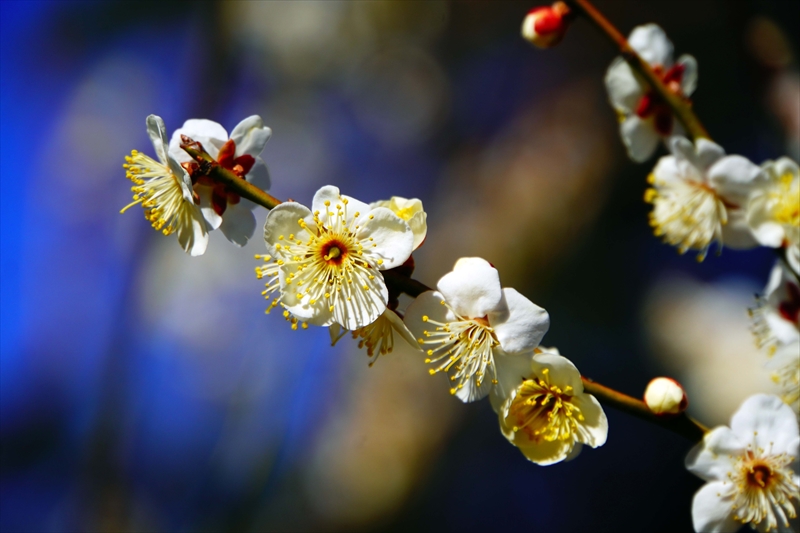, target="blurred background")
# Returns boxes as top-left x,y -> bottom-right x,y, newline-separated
1,1 -> 798,531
